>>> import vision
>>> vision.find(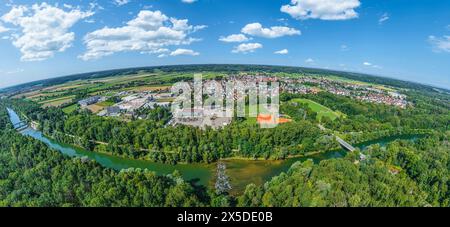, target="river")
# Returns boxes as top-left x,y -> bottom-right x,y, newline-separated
6,108 -> 423,194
